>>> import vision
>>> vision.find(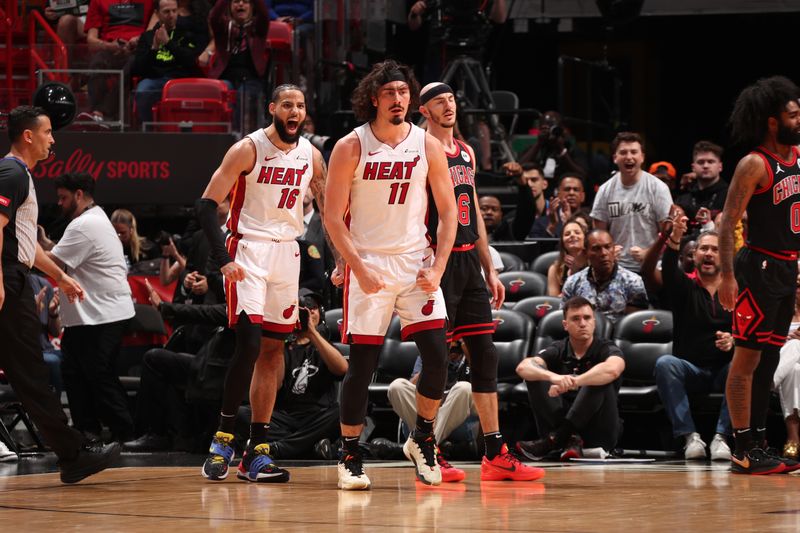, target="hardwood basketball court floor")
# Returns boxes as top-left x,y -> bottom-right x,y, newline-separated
0,454 -> 798,531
